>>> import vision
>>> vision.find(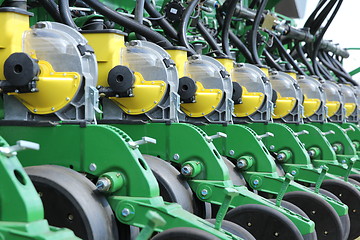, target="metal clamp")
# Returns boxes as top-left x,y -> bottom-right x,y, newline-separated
314,165 -> 329,194
205,132 -> 227,143
256,132 -> 274,141
276,173 -> 294,207
128,137 -> 156,149
321,130 -> 335,136
342,126 -> 355,133
293,130 -> 309,137
135,211 -> 166,240
0,140 -> 40,157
